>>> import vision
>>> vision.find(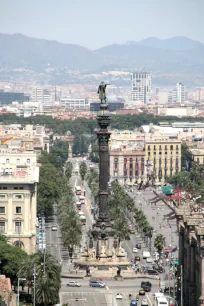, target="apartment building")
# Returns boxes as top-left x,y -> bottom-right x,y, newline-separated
109,130 -> 181,184
145,133 -> 181,181
0,140 -> 39,254
131,72 -> 151,104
